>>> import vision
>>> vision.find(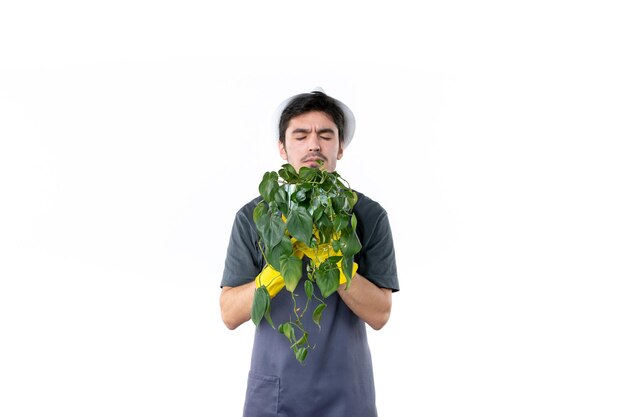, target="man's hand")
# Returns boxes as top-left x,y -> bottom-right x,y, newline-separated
255,264 -> 285,298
